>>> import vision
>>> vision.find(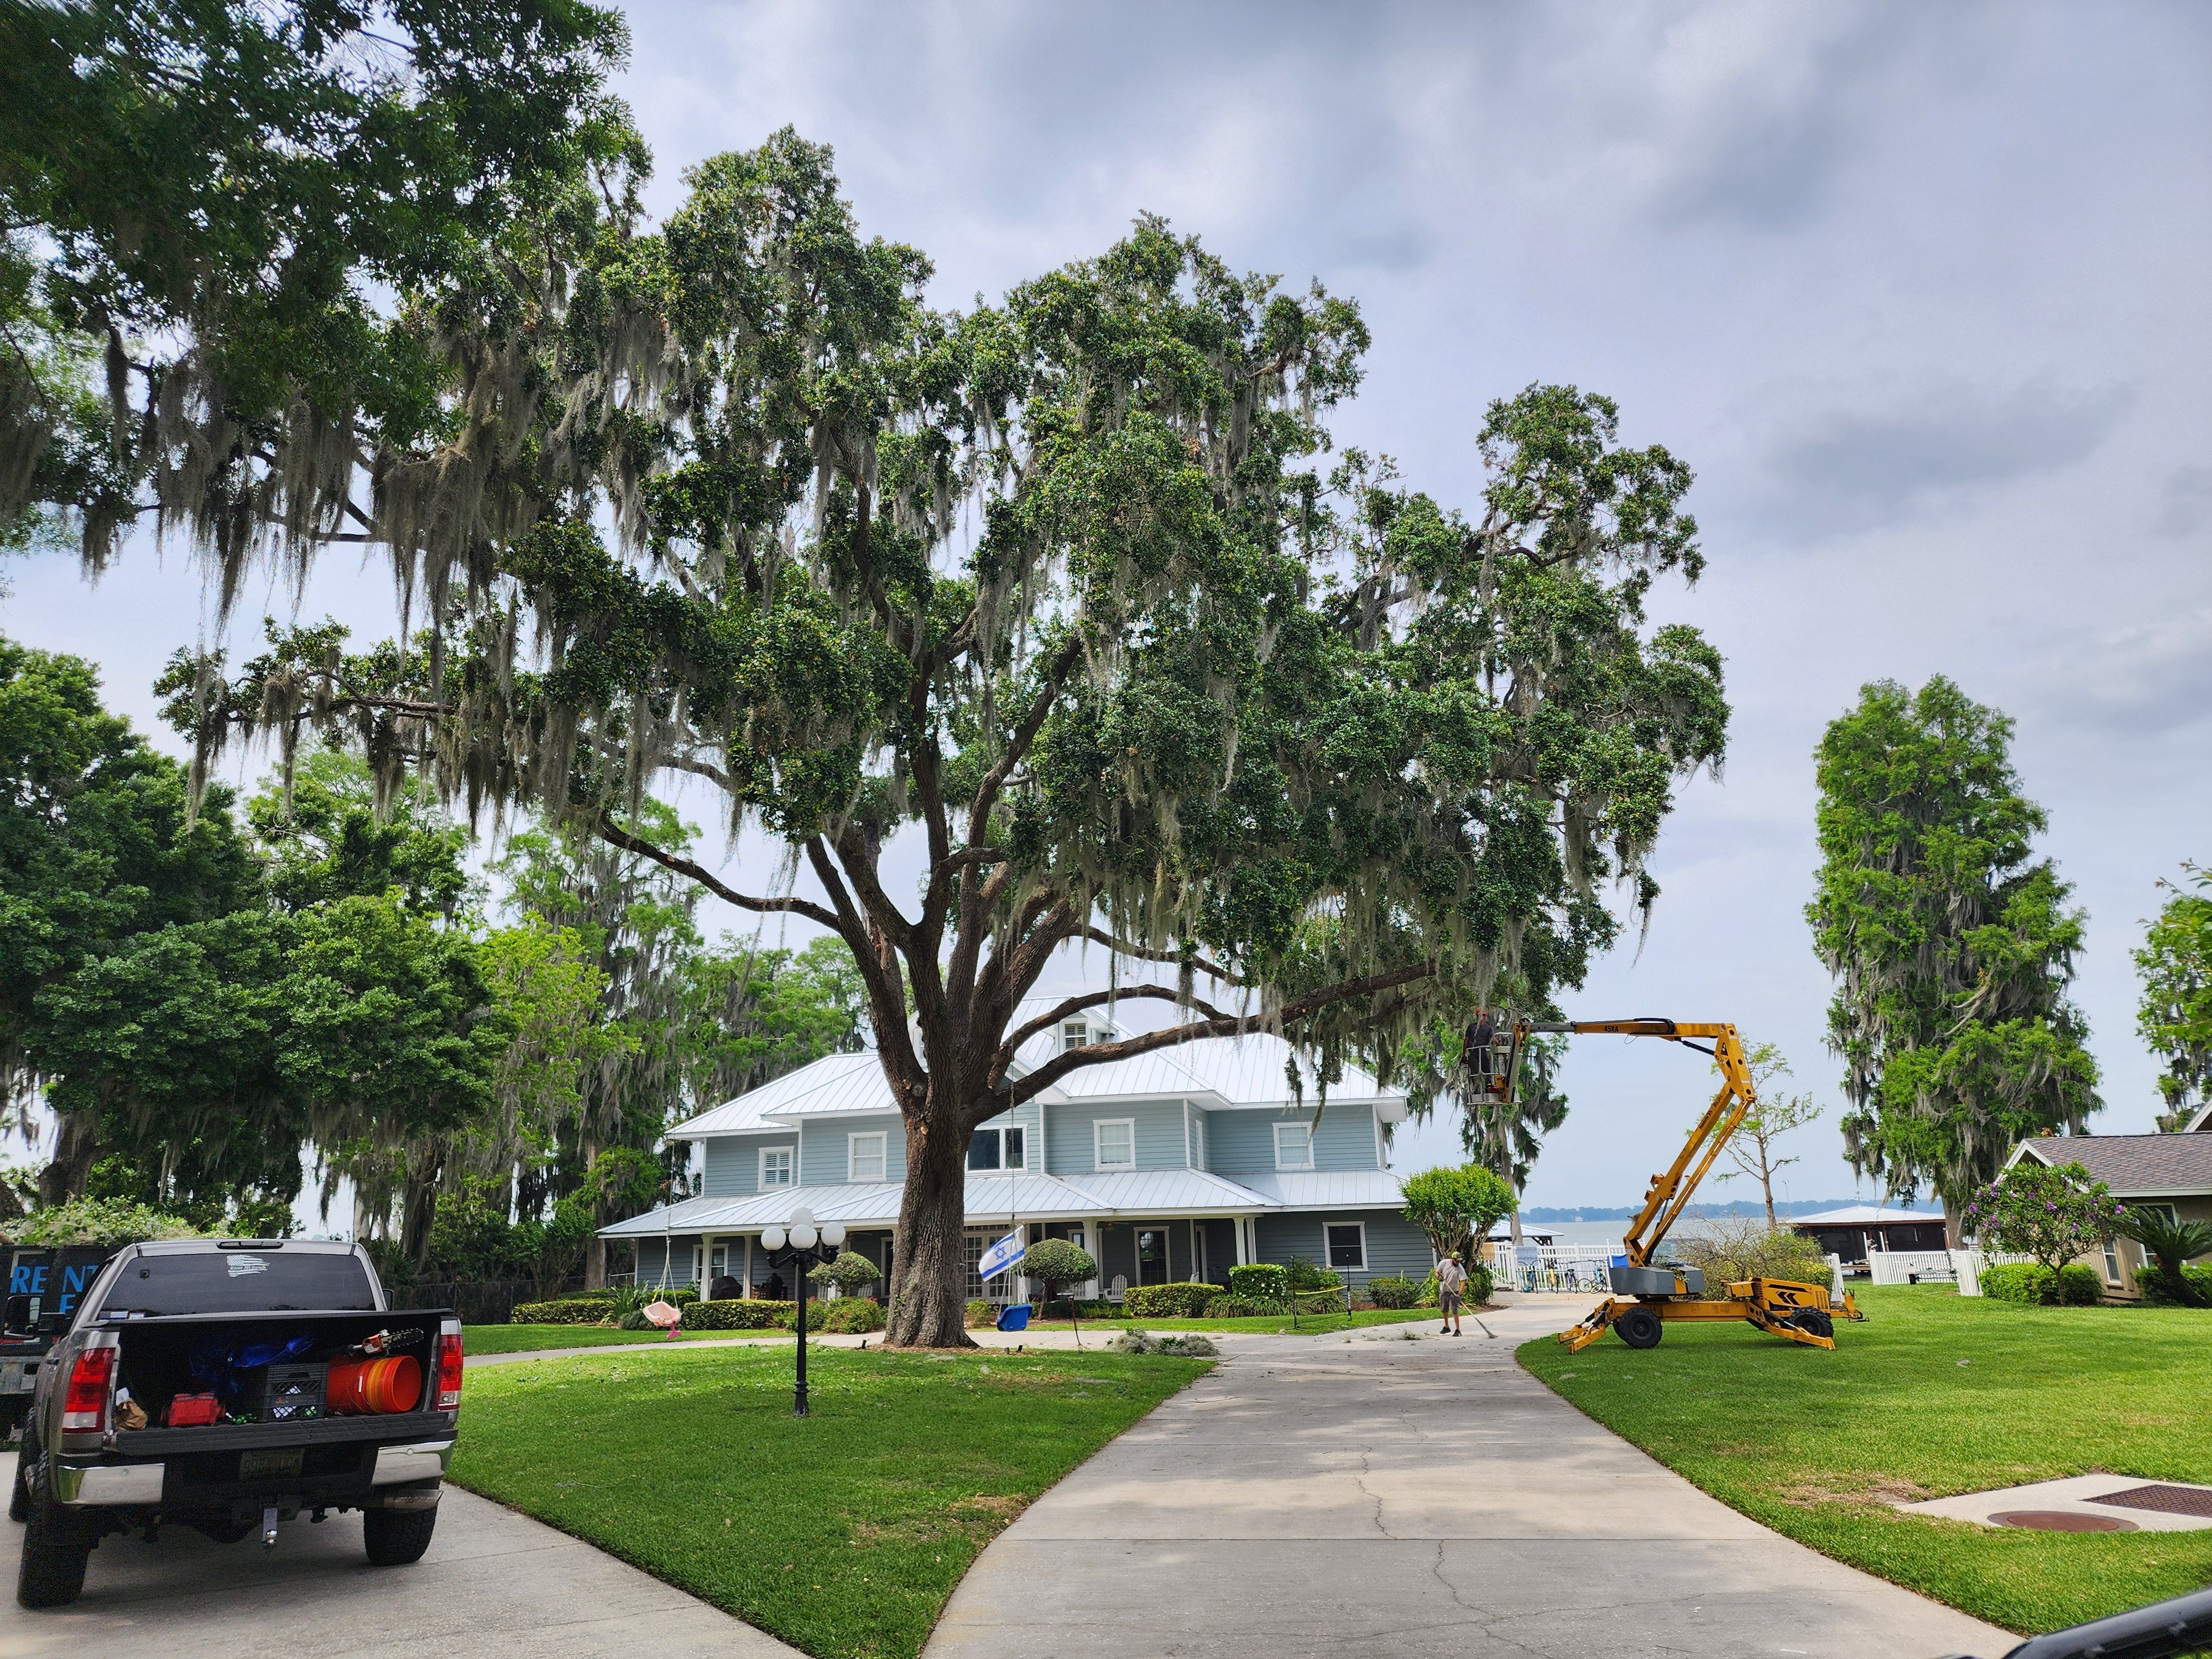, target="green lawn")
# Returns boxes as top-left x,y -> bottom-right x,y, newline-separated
450,1342 -> 1209,1658
463,1322 -> 749,1355
1517,1285 -> 2212,1635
